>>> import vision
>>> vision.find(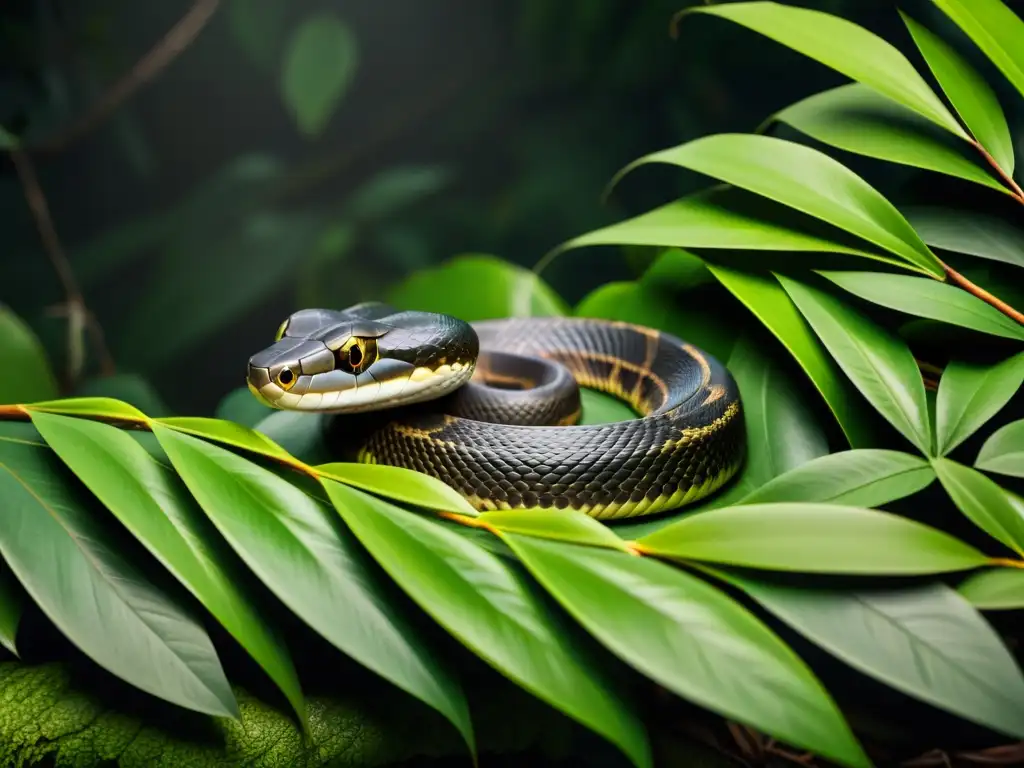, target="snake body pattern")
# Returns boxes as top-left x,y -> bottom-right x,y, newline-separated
247,302 -> 745,520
